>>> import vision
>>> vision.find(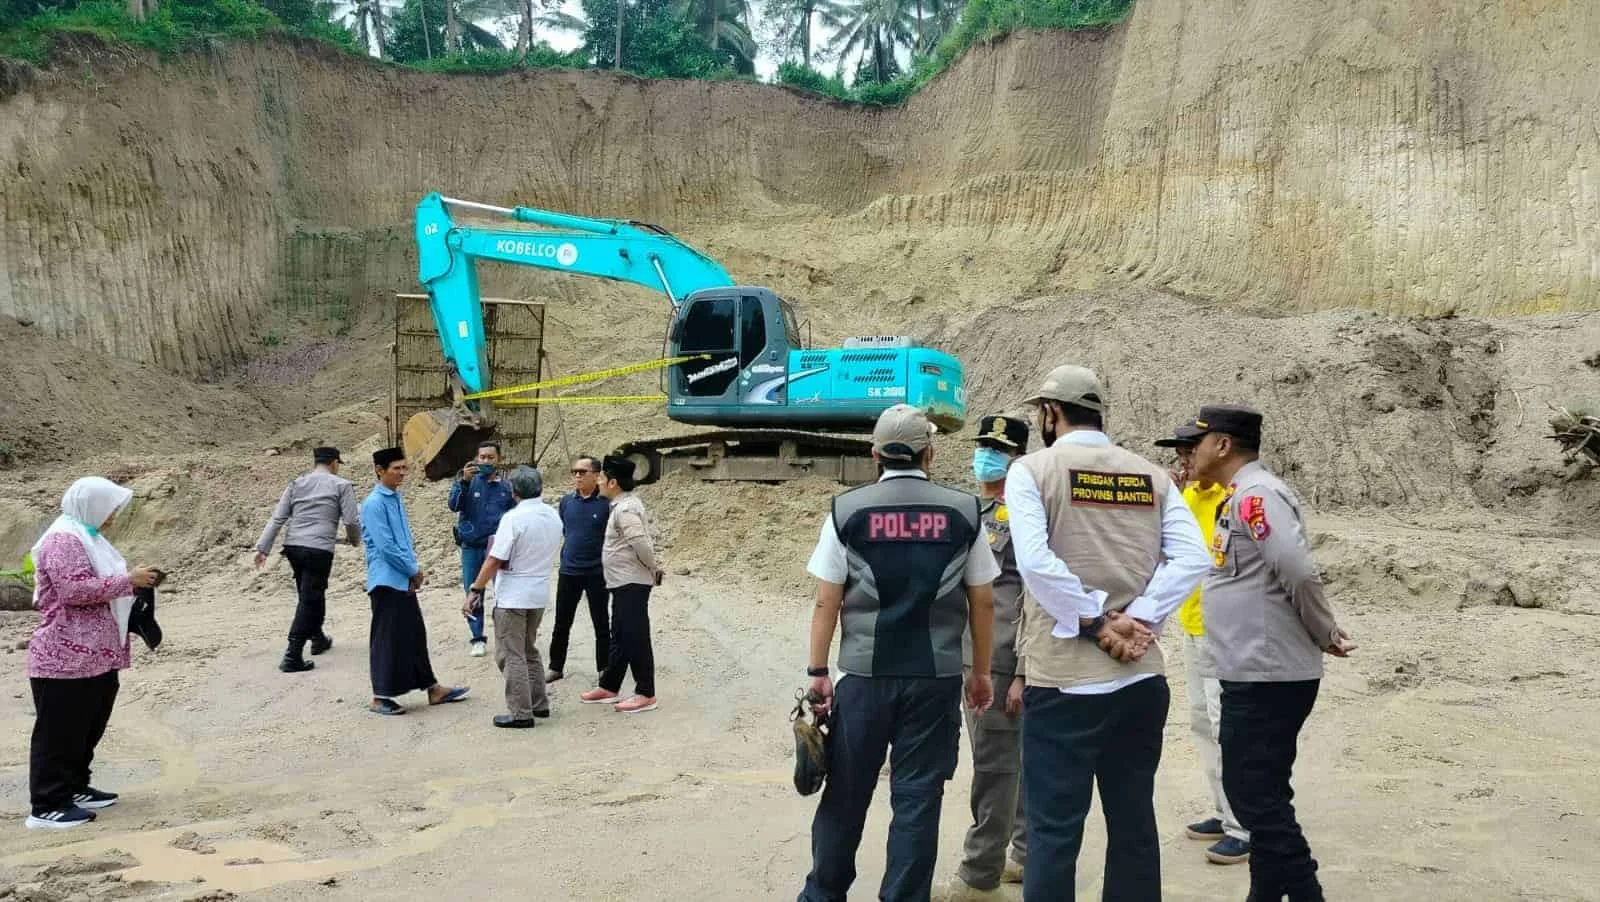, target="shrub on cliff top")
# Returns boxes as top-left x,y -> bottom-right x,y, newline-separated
0,0 -> 357,63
